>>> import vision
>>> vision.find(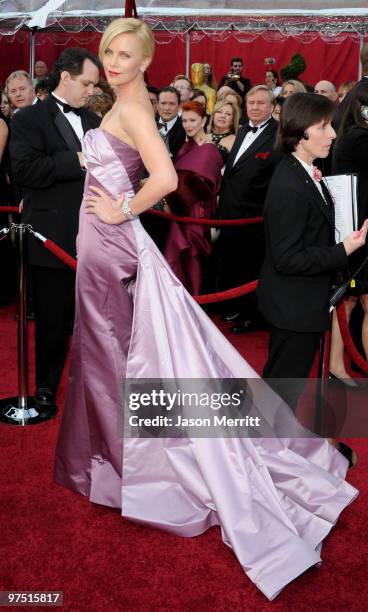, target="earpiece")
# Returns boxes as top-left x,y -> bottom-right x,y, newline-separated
302,132 -> 309,140
361,105 -> 368,121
